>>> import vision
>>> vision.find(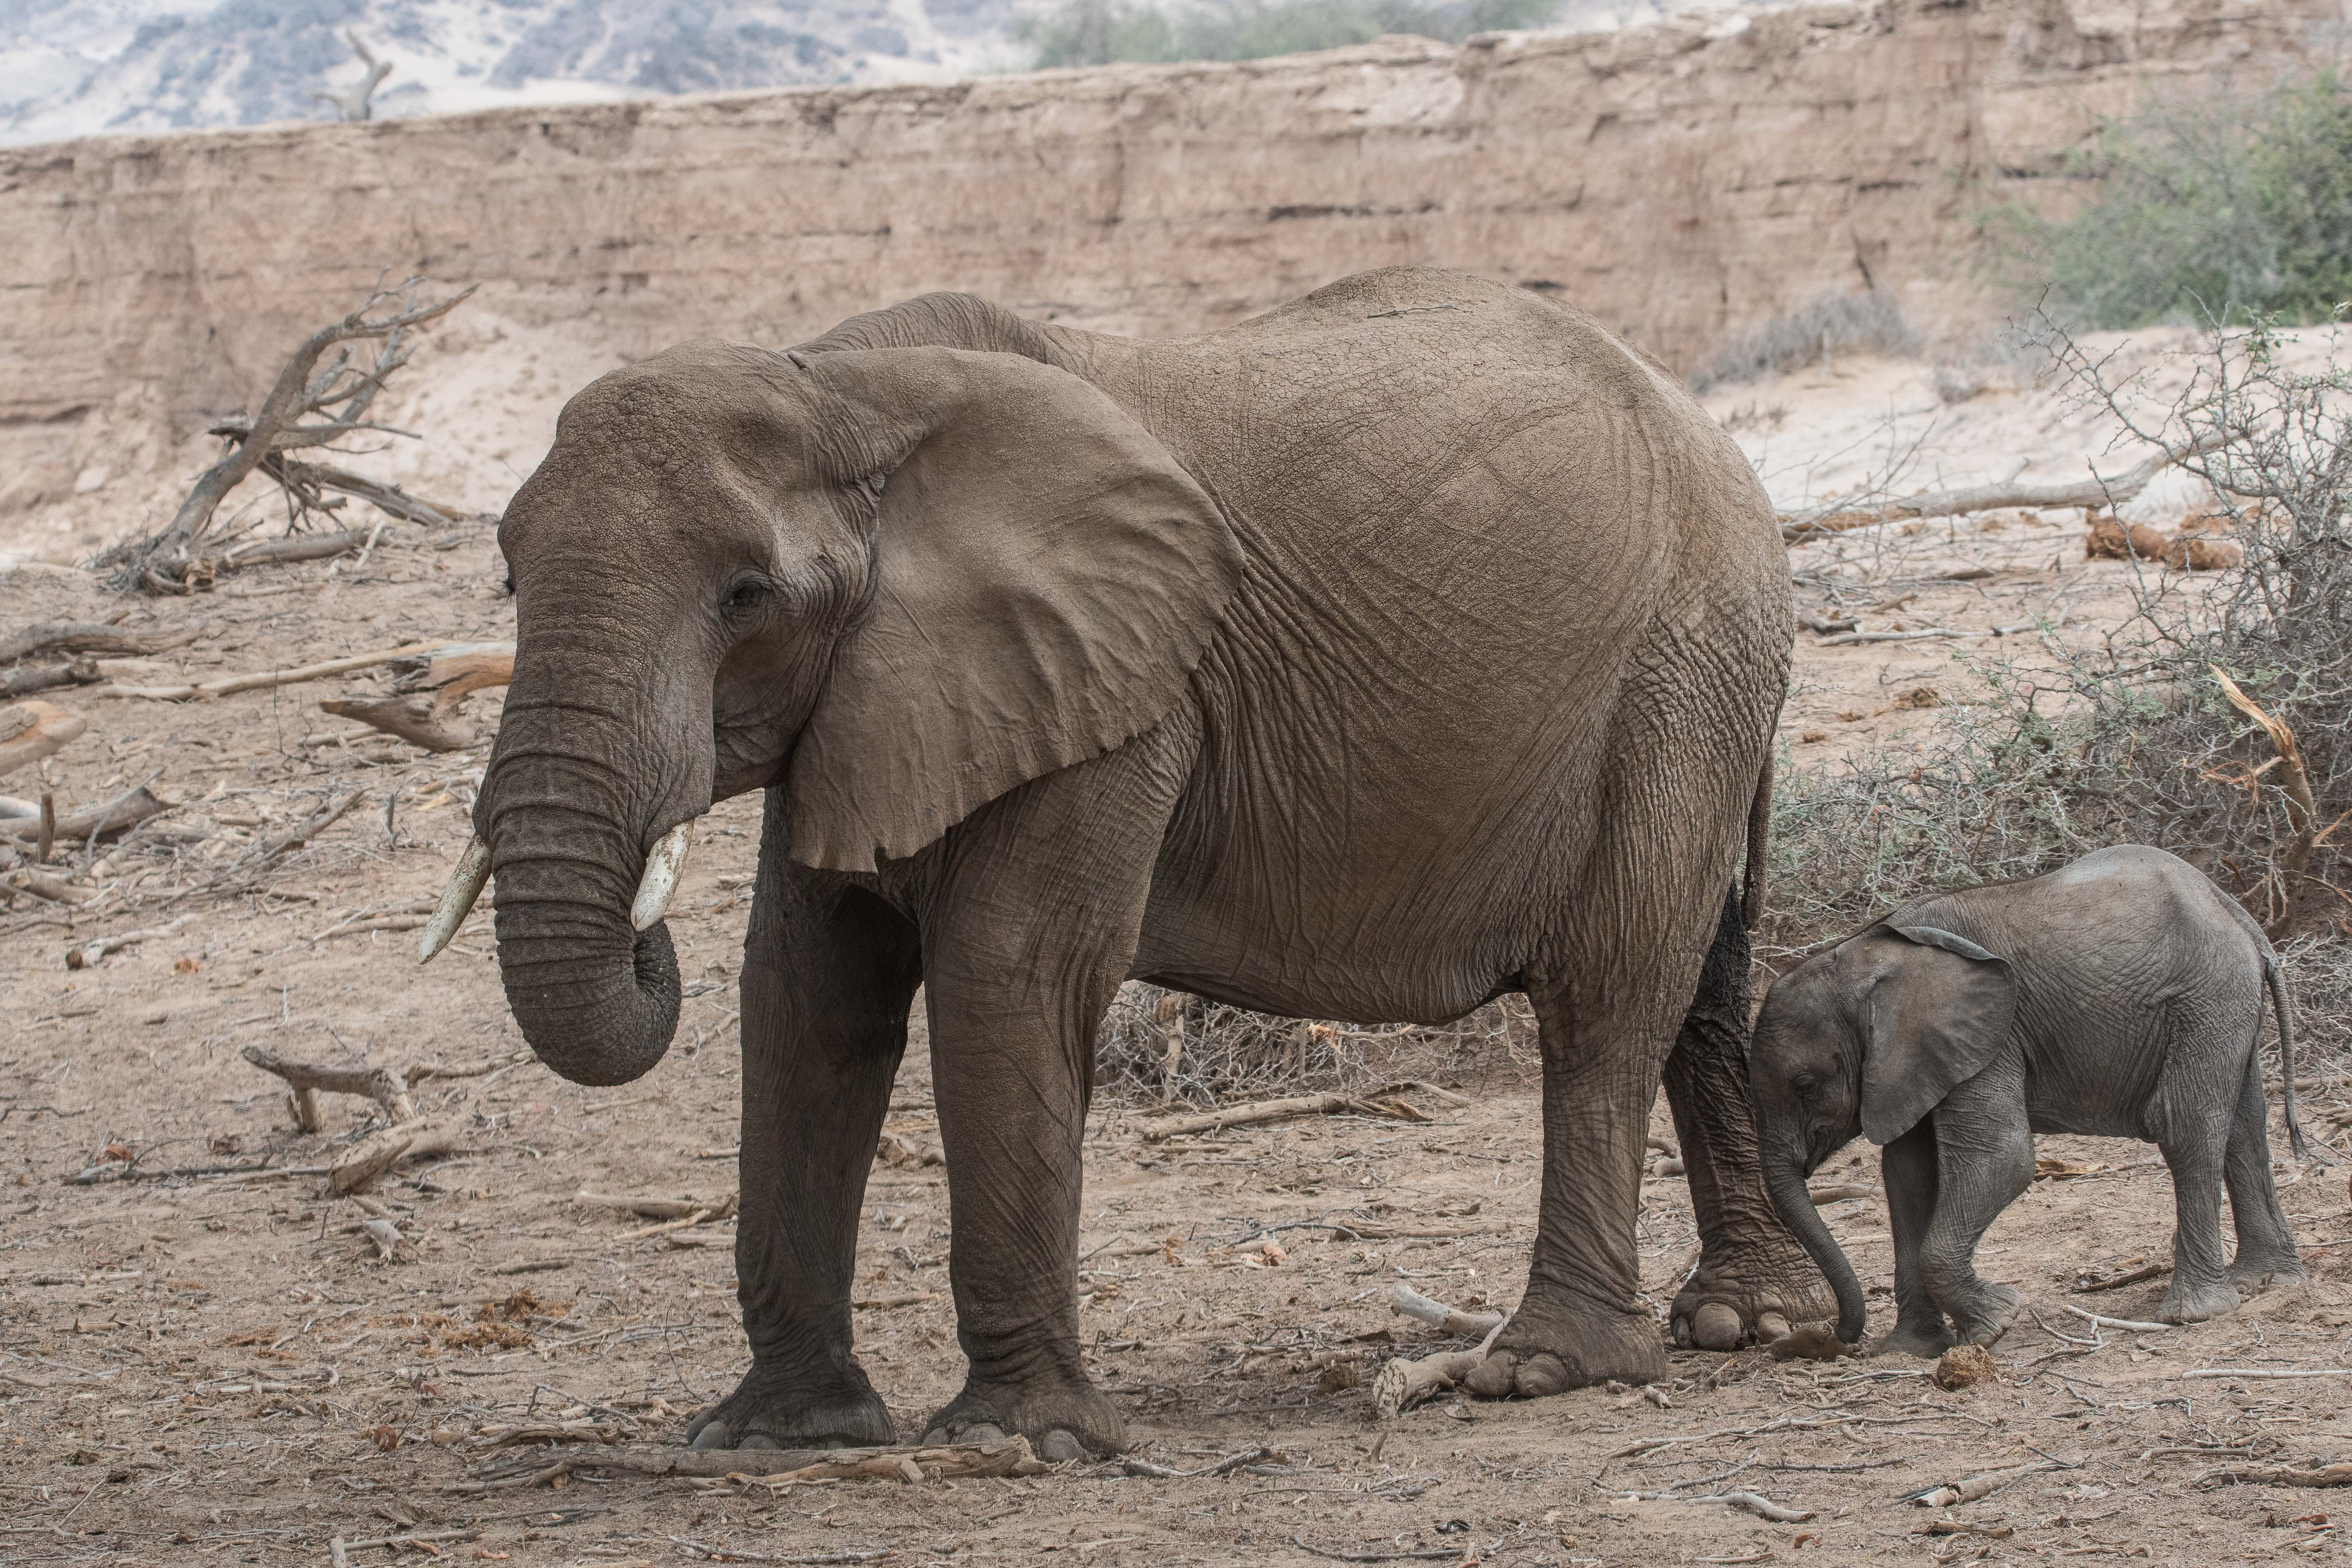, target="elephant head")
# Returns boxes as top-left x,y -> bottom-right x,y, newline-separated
1746,923 -> 2016,1342
420,340 -> 1242,1087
